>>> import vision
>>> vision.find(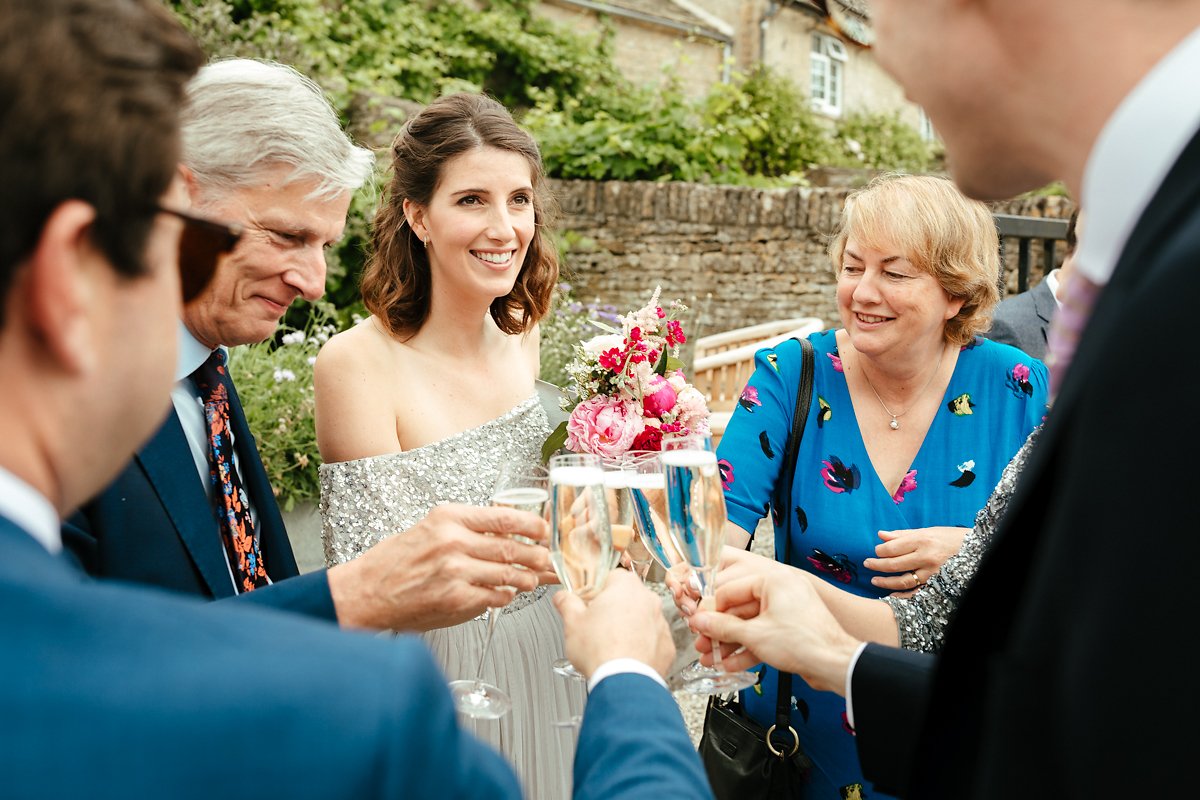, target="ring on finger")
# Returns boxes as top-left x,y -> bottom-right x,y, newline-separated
910,571 -> 920,587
